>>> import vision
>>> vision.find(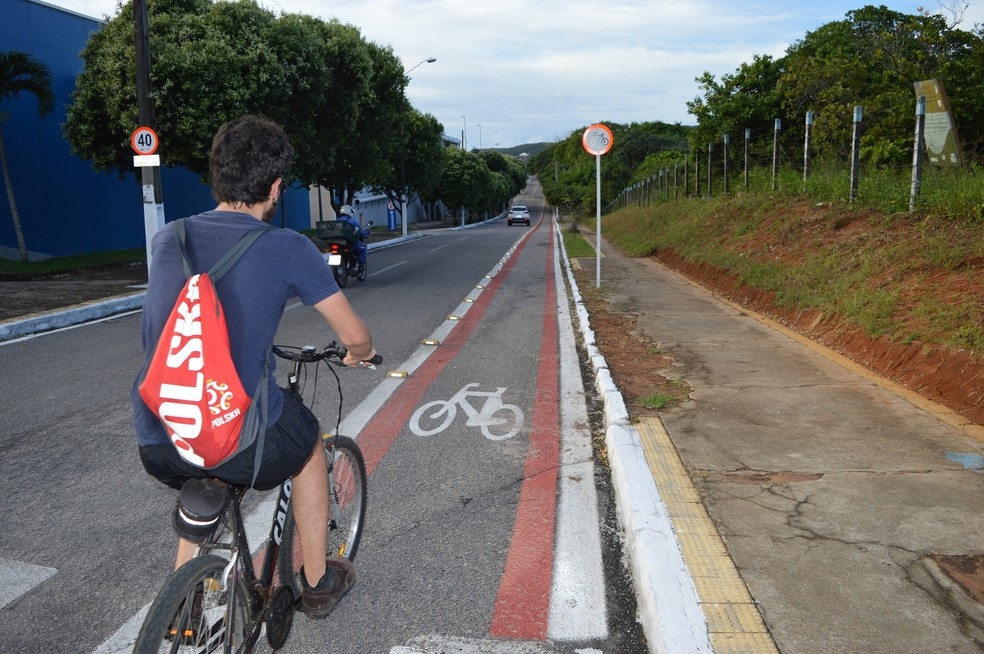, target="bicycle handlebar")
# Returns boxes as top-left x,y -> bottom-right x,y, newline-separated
272,342 -> 383,368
